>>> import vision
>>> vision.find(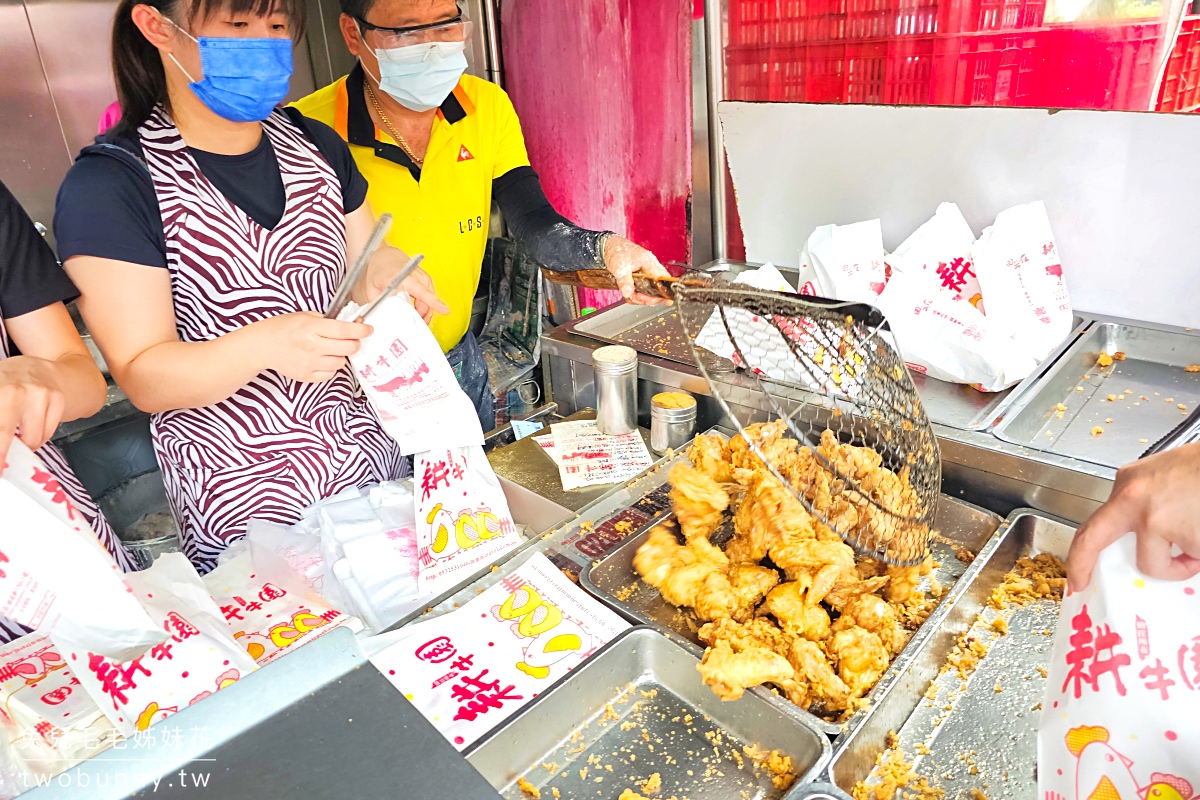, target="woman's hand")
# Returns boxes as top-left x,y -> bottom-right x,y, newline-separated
602,235 -> 672,306
0,356 -> 68,464
1067,442 -> 1200,591
249,312 -> 374,383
